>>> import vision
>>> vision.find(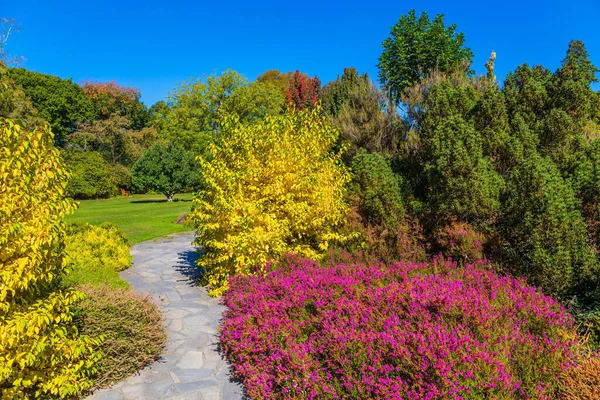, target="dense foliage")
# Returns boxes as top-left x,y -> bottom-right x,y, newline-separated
82,81 -> 149,130
221,255 -> 577,399
8,68 -> 94,143
378,10 -> 473,105
64,150 -> 114,199
286,70 -> 321,111
154,70 -> 284,155
0,61 -> 37,121
191,110 -> 351,296
0,119 -> 100,398
350,151 -> 404,227
63,222 -> 131,289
